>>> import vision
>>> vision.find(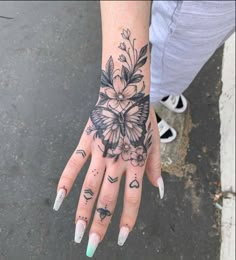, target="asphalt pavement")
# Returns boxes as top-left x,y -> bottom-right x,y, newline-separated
0,2 -> 223,260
